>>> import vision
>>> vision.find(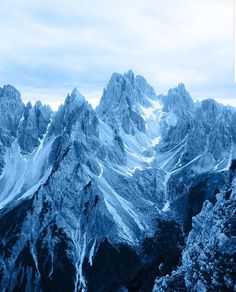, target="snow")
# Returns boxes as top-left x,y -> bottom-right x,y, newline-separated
0,142 -> 29,208
89,240 -> 96,265
98,176 -> 147,241
18,166 -> 52,202
151,135 -> 161,146
98,119 -> 114,145
155,138 -> 186,171
128,165 -> 143,174
140,98 -> 162,120
104,198 -> 134,242
162,200 -> 170,212
97,99 -> 163,178
98,162 -> 104,178
140,98 -> 163,139
19,112 -> 25,123
122,130 -> 150,153
101,162 -> 132,178
164,111 -> 178,127
125,146 -> 154,163
0,137 -> 54,209
48,251 -> 54,278
78,234 -> 87,289
33,120 -> 51,162
120,130 -> 156,175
